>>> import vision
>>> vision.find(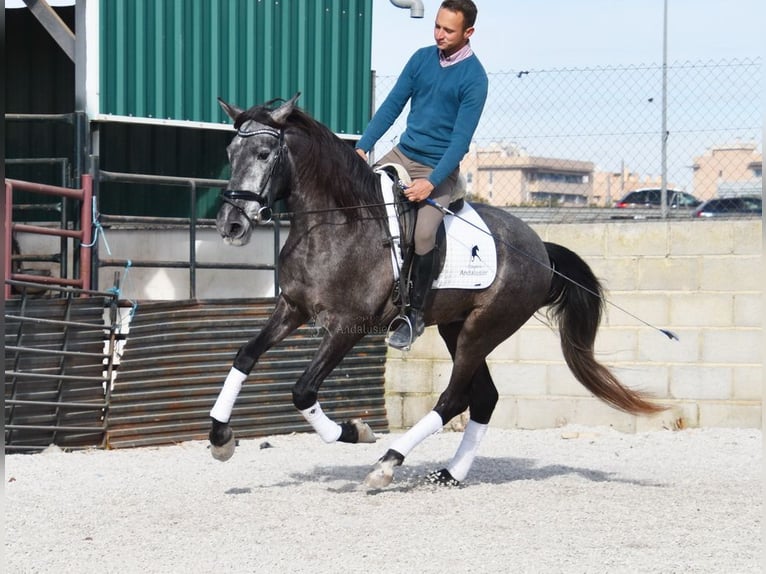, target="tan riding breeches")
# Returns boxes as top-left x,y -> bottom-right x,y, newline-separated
376,146 -> 459,255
